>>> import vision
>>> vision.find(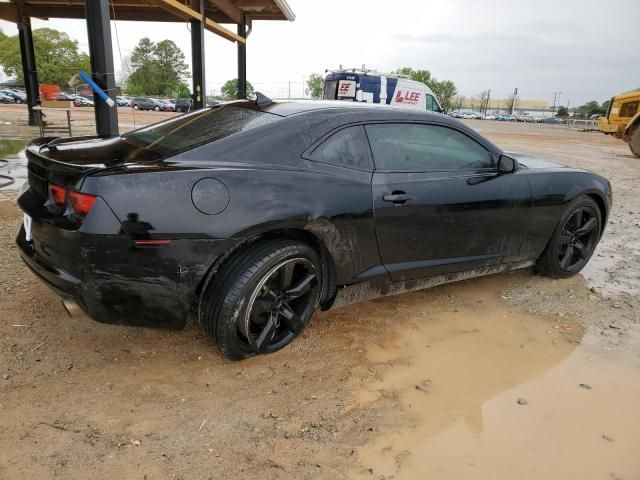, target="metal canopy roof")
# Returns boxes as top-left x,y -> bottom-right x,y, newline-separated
0,0 -> 295,42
